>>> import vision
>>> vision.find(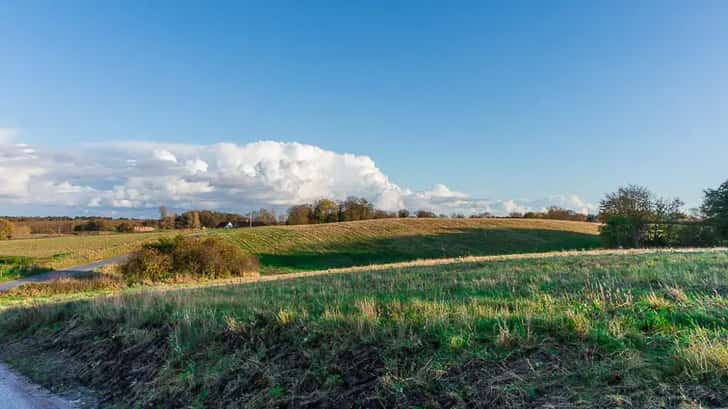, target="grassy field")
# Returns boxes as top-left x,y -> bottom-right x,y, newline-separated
0,256 -> 49,283
0,231 -> 191,270
1,250 -> 726,408
0,218 -> 600,277
214,218 -> 602,272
